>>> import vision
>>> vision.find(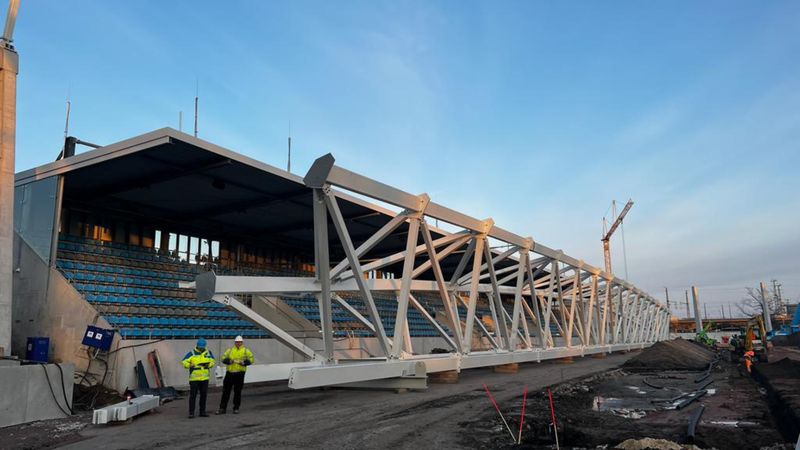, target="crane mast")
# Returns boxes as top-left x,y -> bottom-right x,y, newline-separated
601,199 -> 634,275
